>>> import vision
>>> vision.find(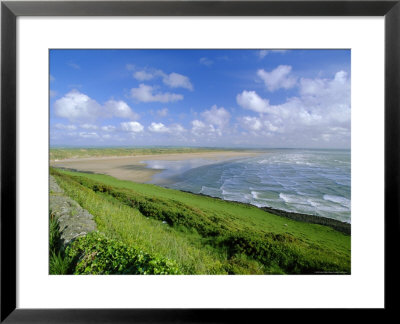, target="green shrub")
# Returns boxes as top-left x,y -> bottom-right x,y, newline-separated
49,211 -> 73,274
49,211 -> 61,252
50,168 -> 351,274
67,232 -> 182,275
50,250 -> 72,274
